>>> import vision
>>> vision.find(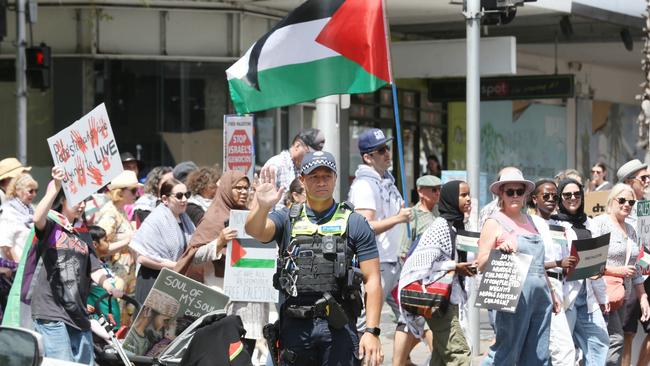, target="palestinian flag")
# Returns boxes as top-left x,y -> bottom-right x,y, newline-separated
230,239 -> 276,269
638,250 -> 650,275
226,0 -> 391,114
566,233 -> 610,281
456,230 -> 480,253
